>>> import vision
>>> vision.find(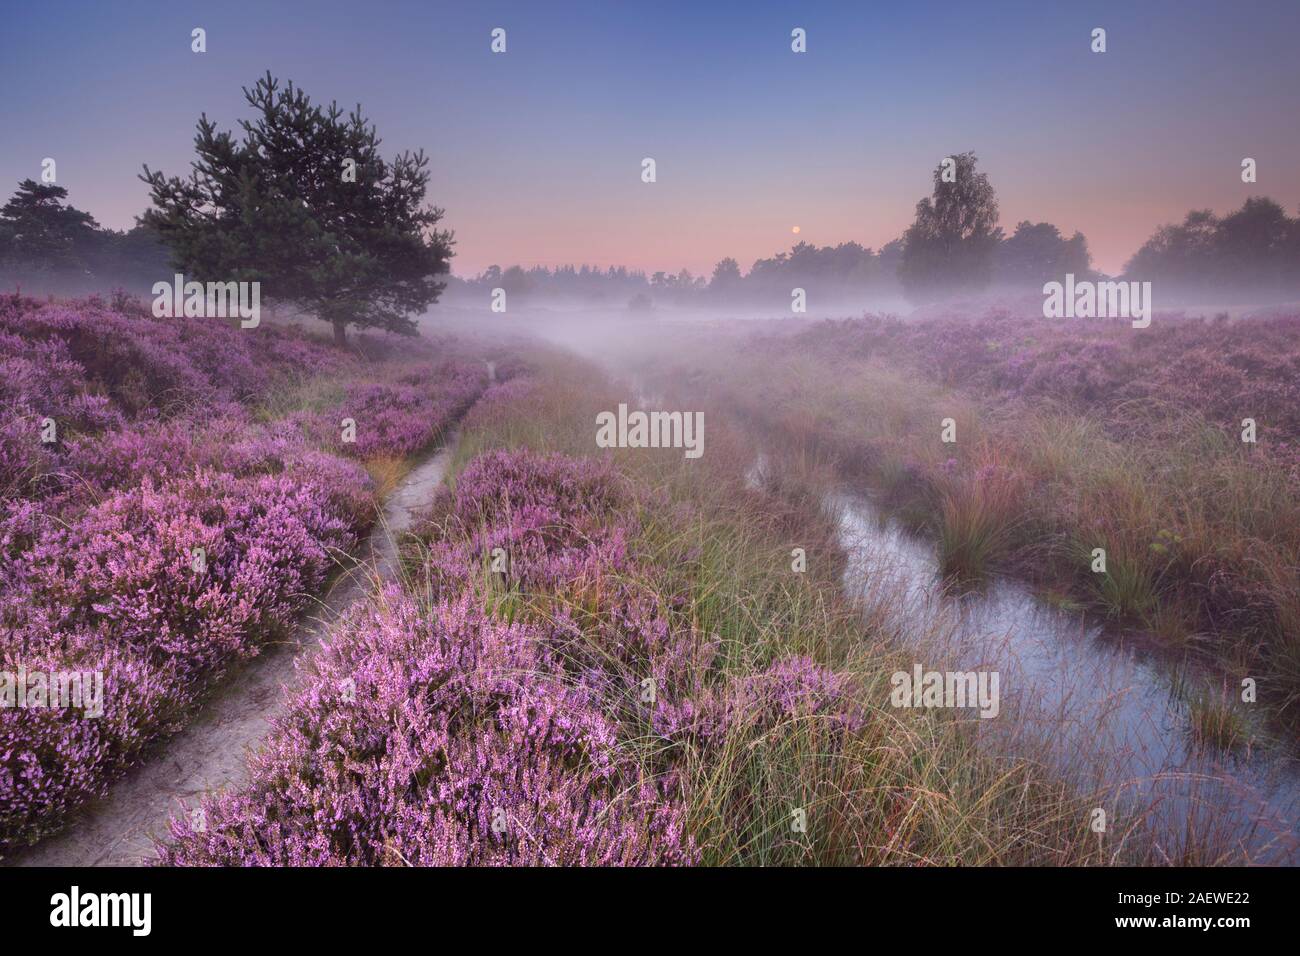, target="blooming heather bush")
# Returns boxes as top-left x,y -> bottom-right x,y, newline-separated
784,310 -> 1300,467
162,448 -> 861,865
159,590 -> 694,866
0,331 -> 124,432
337,360 -> 486,459
6,468 -> 363,672
270,360 -> 489,462
1,297 -> 263,415
419,447 -> 635,590
0,294 -> 492,851
0,452 -> 373,847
